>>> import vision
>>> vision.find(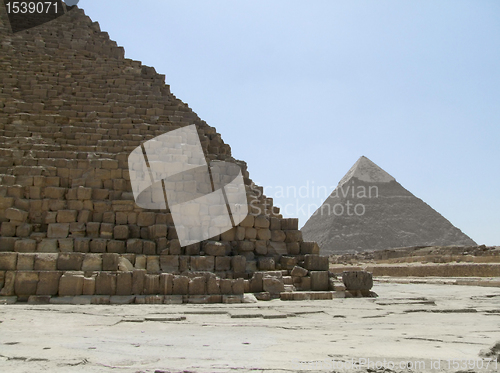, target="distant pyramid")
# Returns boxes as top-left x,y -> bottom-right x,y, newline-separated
302,156 -> 477,255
